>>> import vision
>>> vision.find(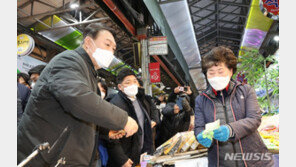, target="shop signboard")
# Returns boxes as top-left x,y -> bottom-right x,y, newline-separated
149,62 -> 161,83
17,34 -> 35,56
17,55 -> 47,74
260,0 -> 279,20
148,36 -> 168,55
